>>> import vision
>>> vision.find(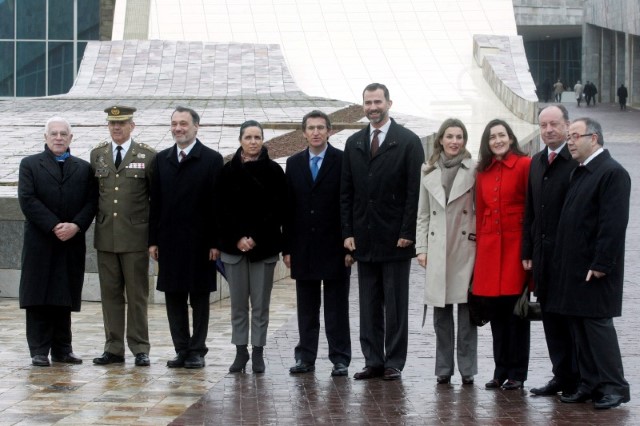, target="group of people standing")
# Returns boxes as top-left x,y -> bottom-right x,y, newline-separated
17,83 -> 631,410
